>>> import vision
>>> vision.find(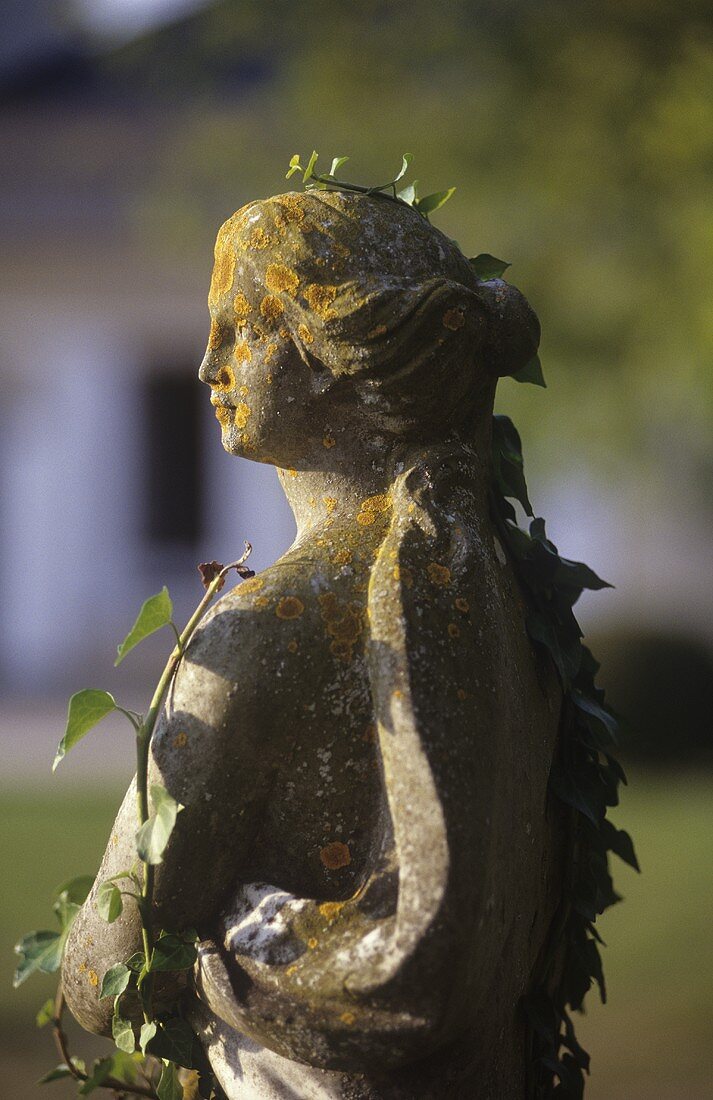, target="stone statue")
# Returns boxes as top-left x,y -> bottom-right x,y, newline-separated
63,190 -> 564,1098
